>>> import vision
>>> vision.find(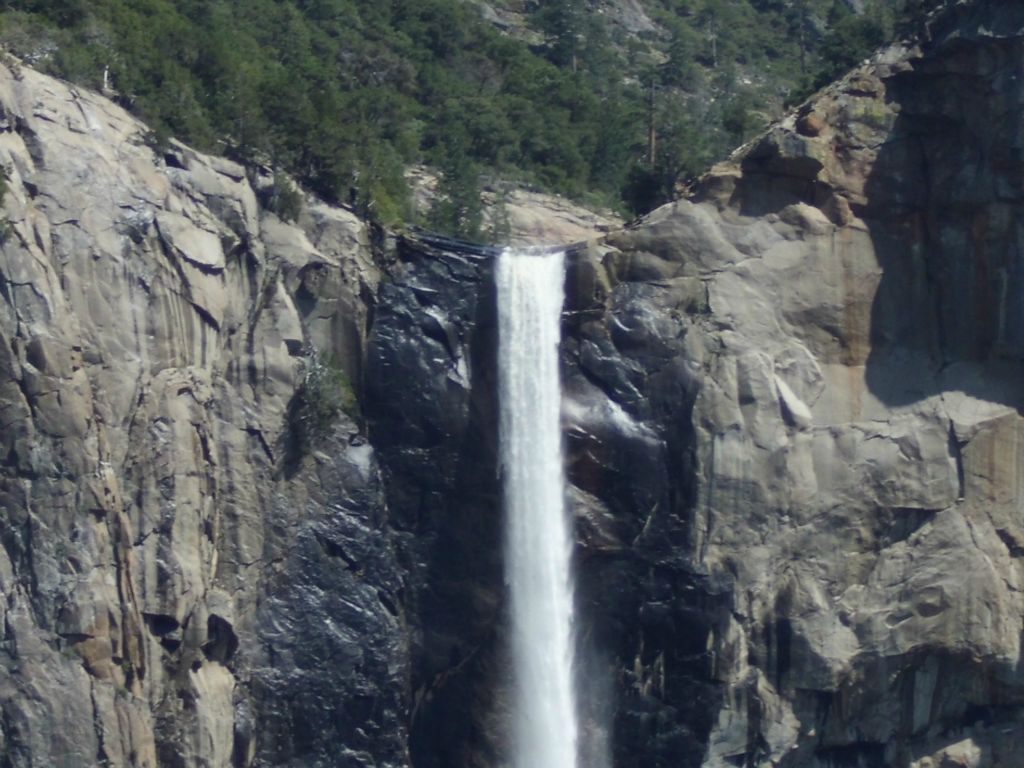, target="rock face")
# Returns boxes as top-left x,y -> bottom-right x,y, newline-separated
0,60 -> 405,767
405,166 -> 622,247
3,1 -> 1024,767
369,2 -> 1024,767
